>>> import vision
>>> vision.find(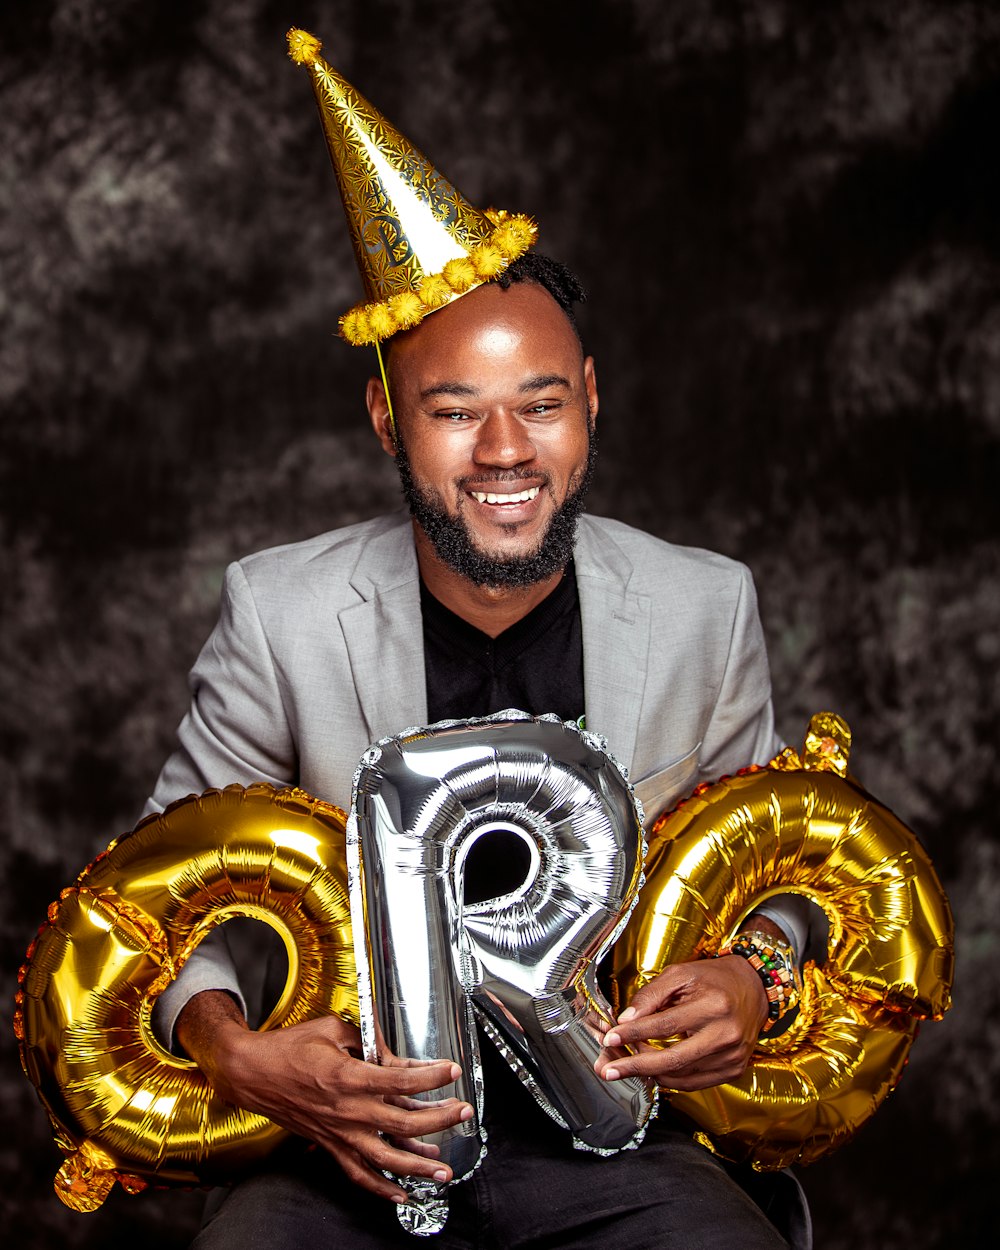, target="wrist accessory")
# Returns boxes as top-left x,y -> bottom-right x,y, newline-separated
719,930 -> 803,1034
